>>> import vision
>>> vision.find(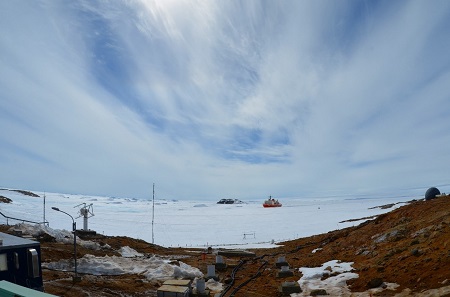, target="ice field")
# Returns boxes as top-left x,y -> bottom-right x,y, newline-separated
0,189 -> 417,248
